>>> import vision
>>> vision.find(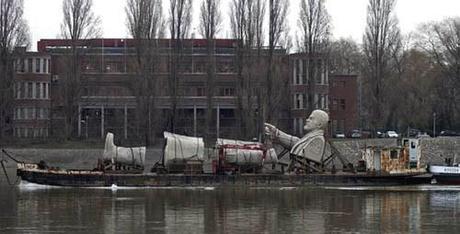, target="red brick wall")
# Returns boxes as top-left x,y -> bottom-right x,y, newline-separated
329,74 -> 358,135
